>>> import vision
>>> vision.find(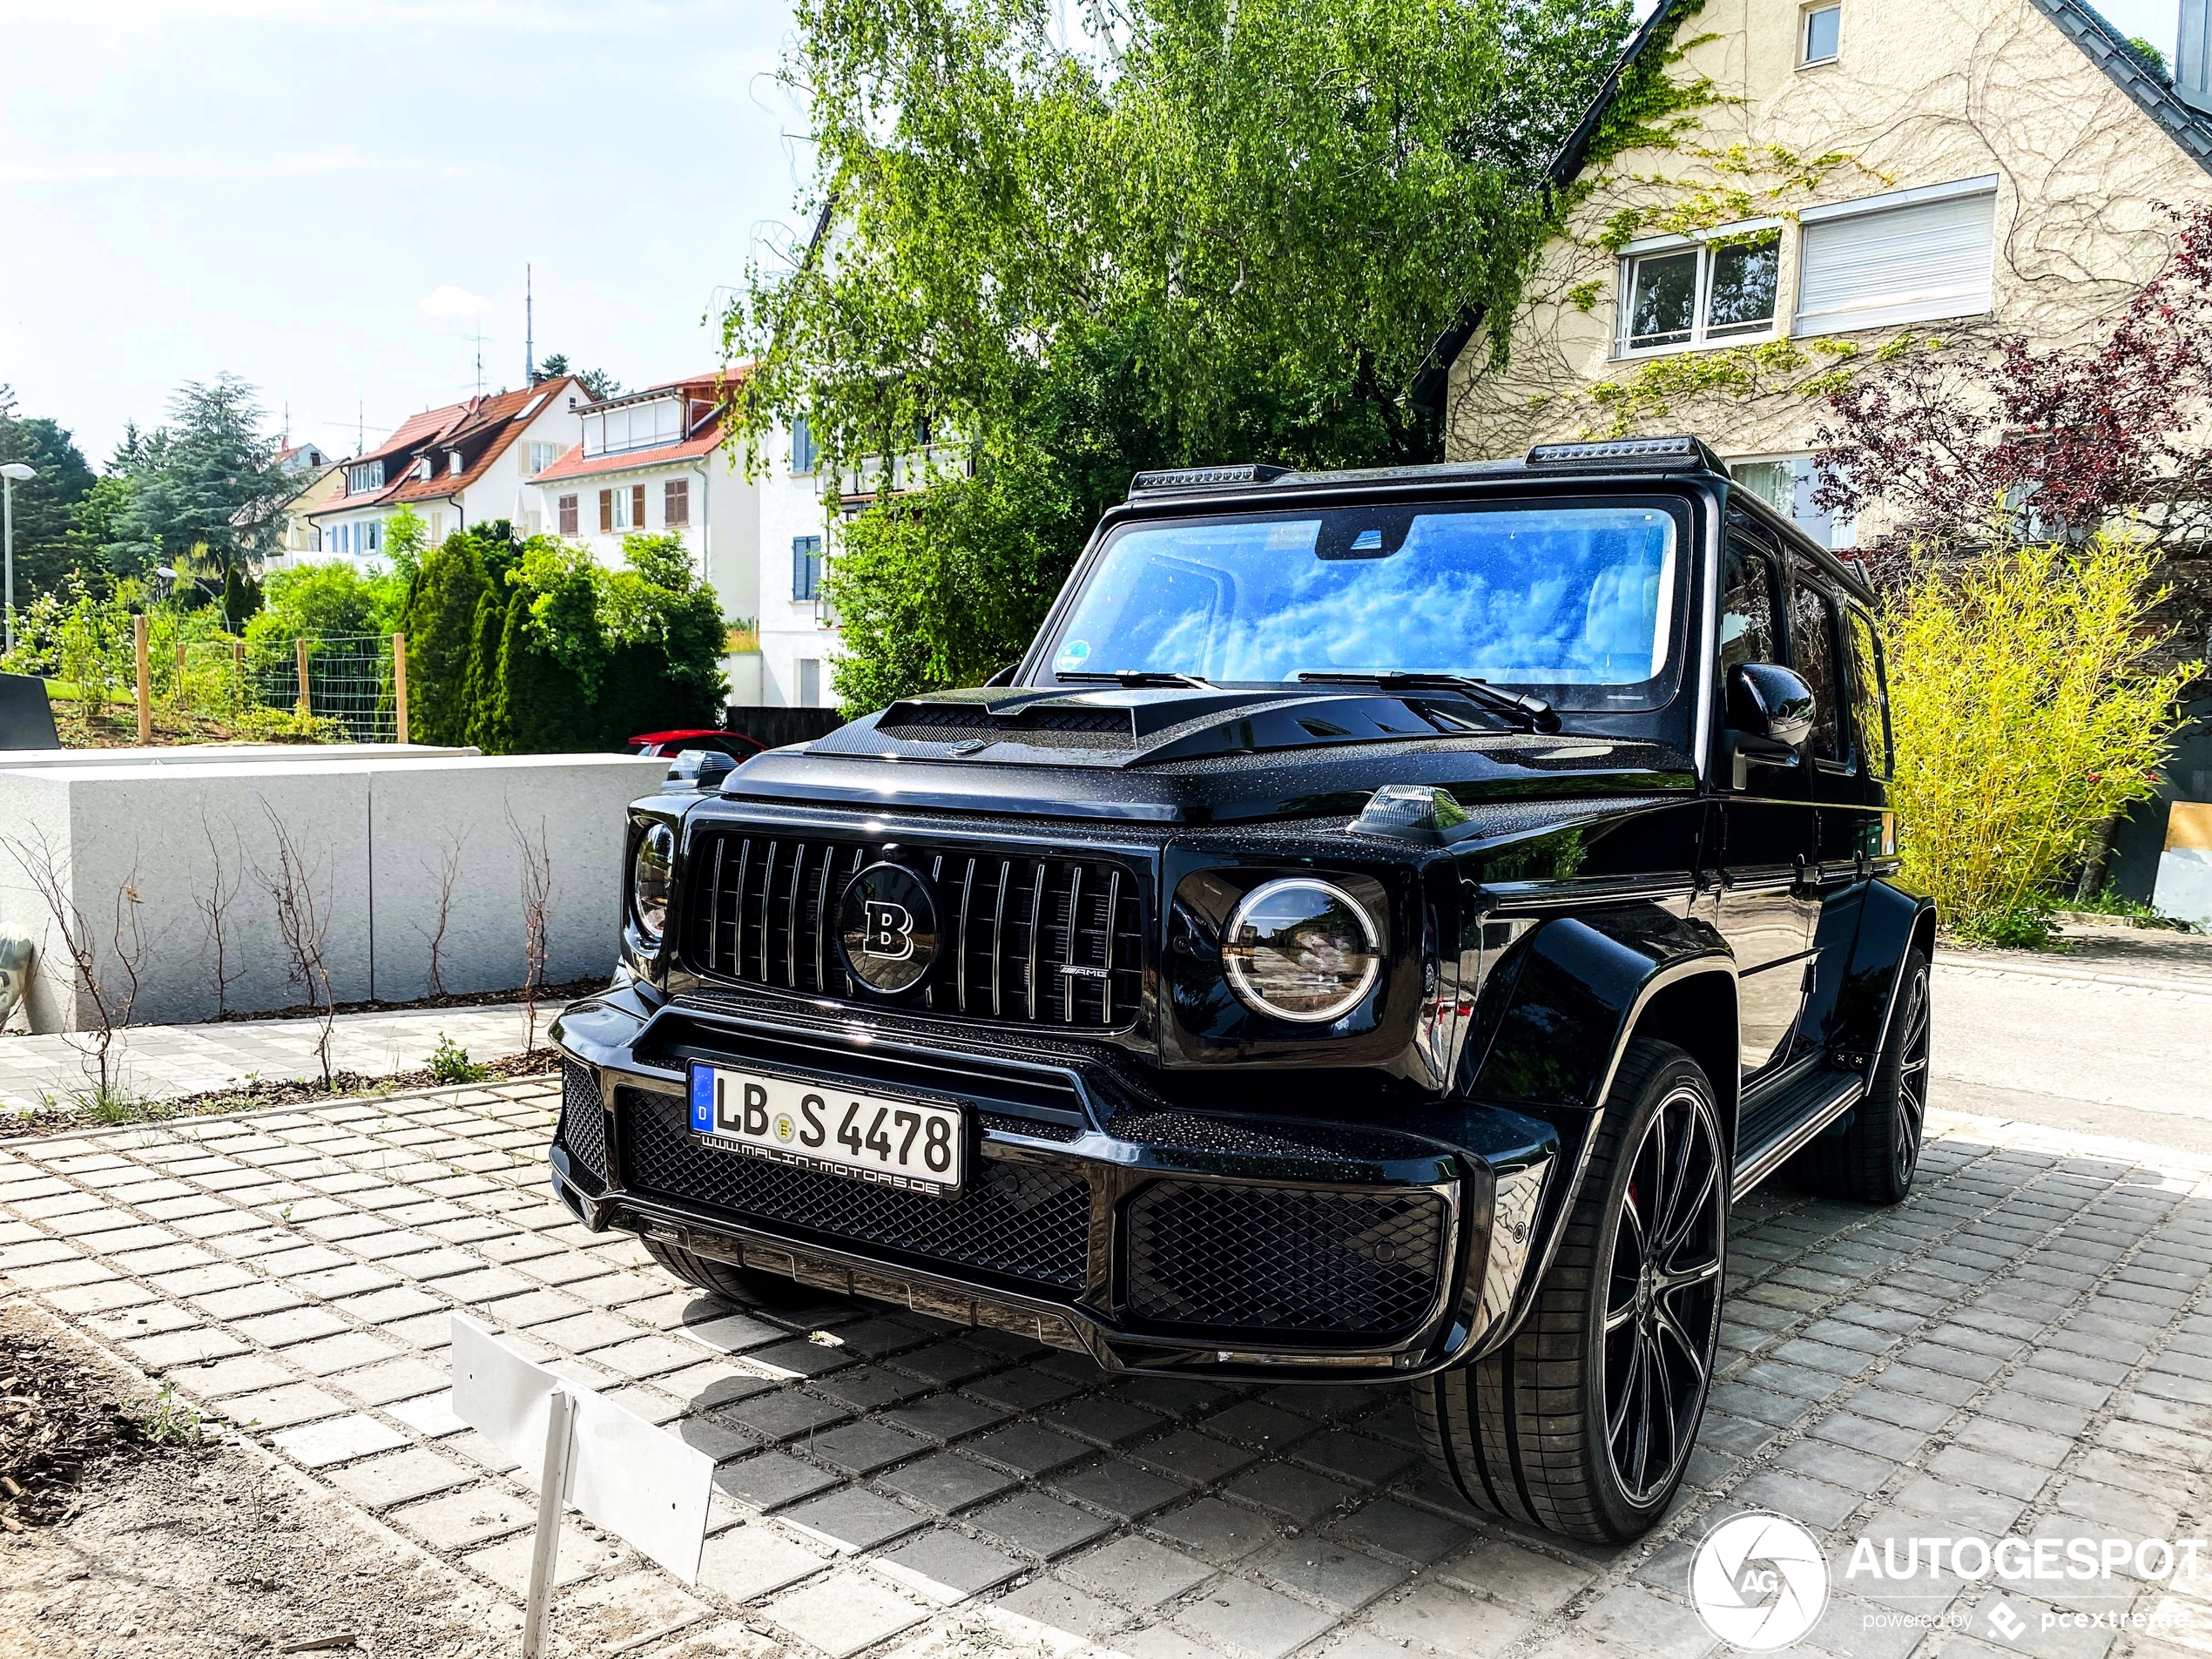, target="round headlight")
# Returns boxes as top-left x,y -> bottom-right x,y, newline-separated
631,823 -> 677,943
1222,878 -> 1381,1024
